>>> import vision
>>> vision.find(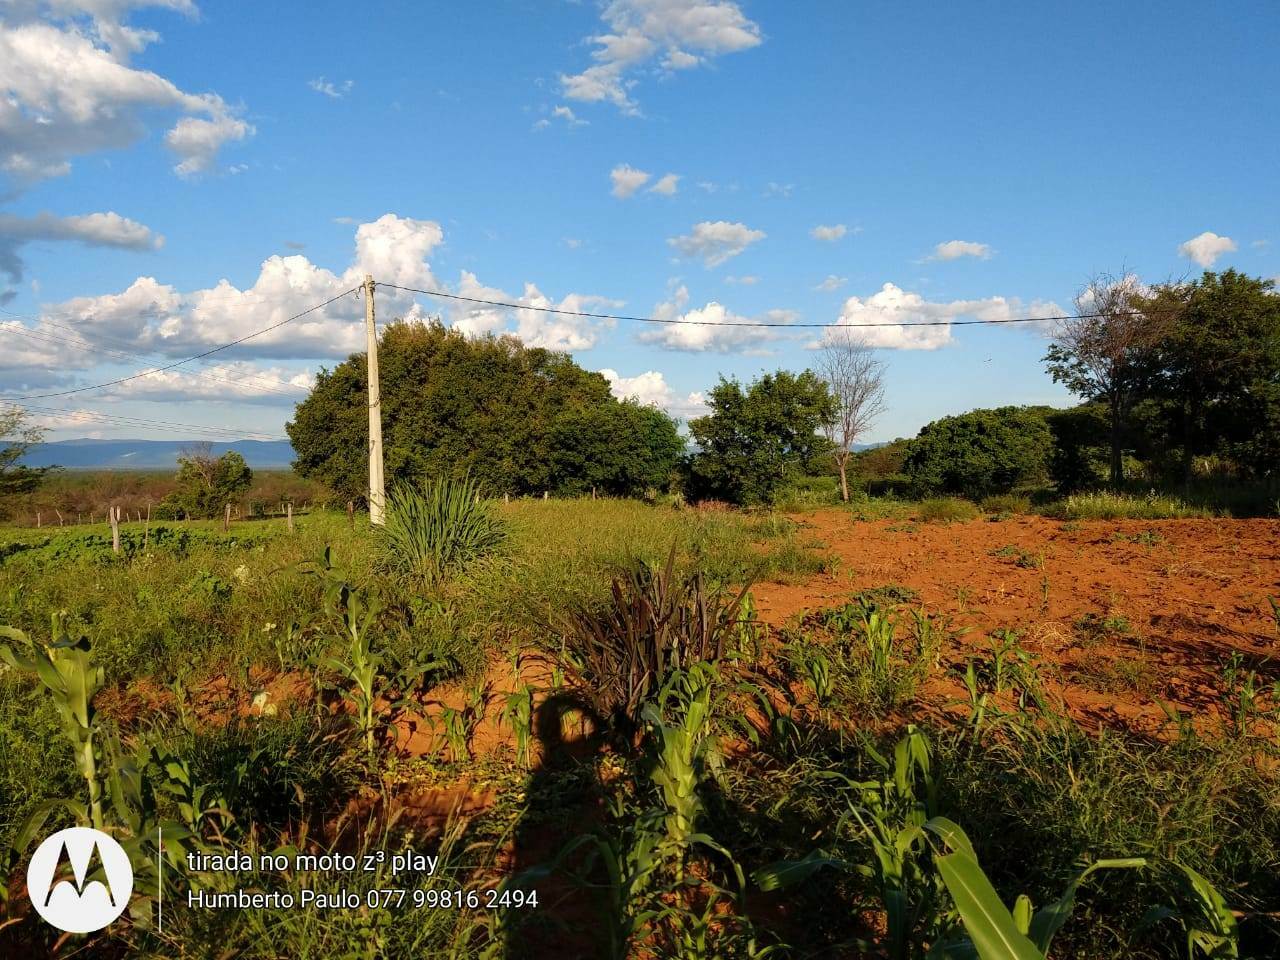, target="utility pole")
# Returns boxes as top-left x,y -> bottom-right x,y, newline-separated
364,274 -> 387,525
